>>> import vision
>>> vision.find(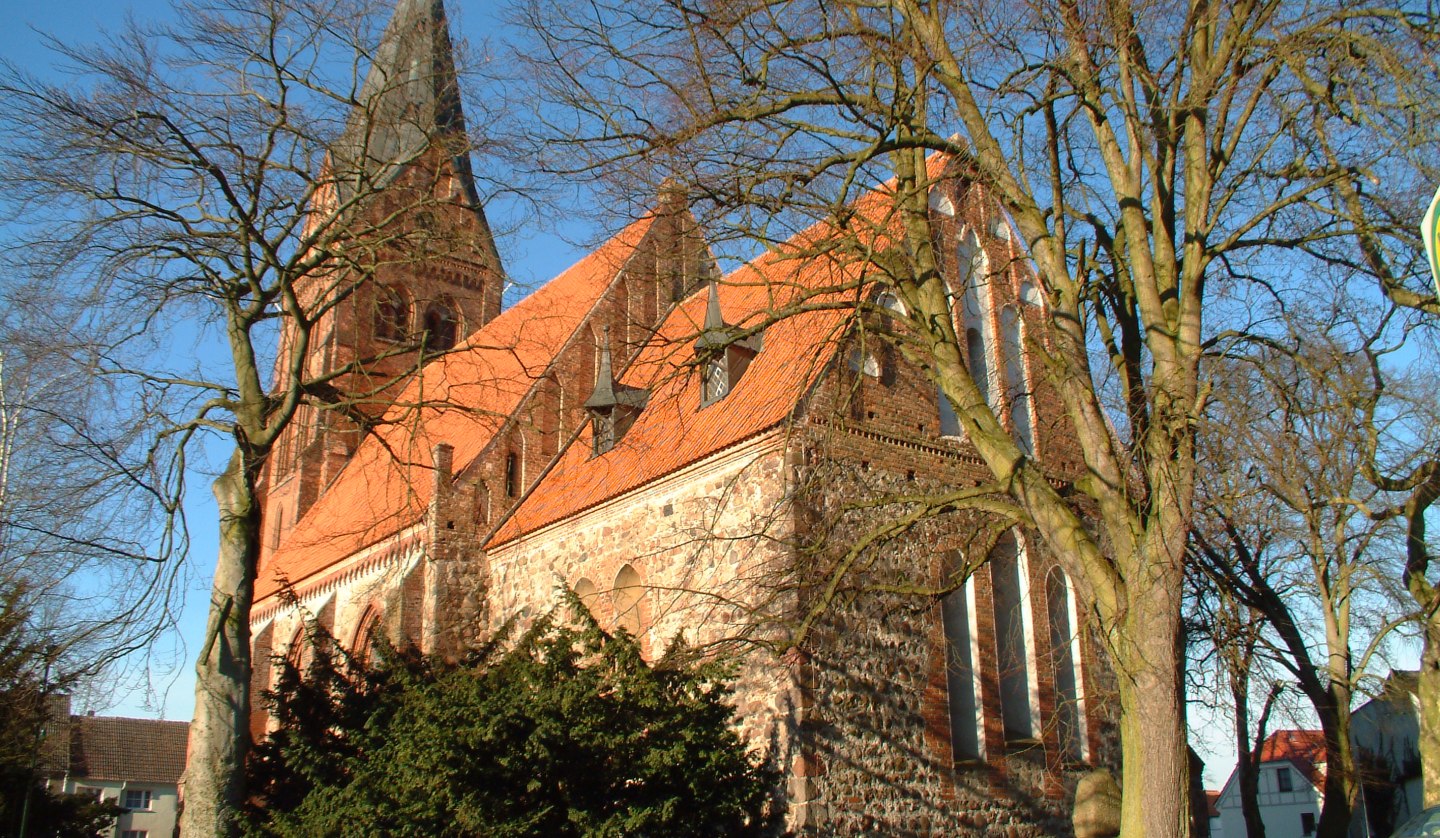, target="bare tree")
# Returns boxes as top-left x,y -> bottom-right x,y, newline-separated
1190,301 -> 1424,837
0,0 -> 506,833
515,1 -> 1440,834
